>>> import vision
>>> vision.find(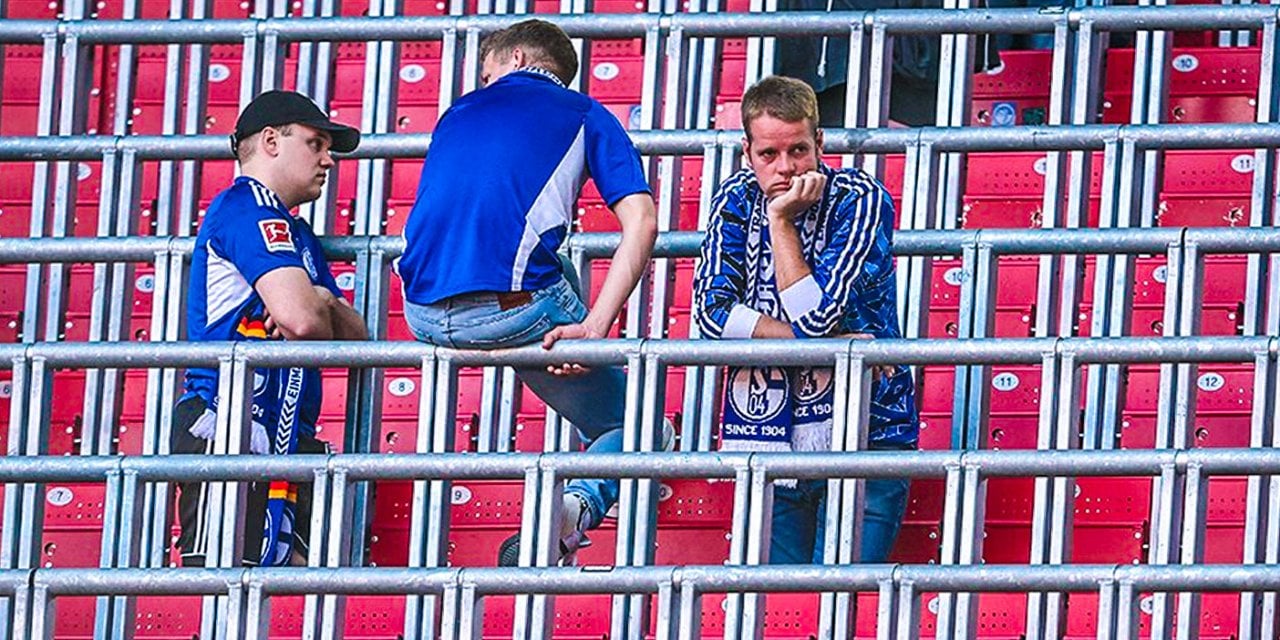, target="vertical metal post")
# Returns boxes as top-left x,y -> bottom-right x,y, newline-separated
610,351 -> 649,637
1033,18 -> 1076,341
1043,352 -> 1082,640
1246,18 -> 1280,336
22,32 -> 62,347
1238,348 -> 1277,640
839,18 -> 870,169
347,246 -> 389,567
140,7 -> 198,560
13,356 -> 52,591
1174,462 -> 1209,640
301,468 -> 331,640
932,461 -> 964,640
0,353 -> 31,639
317,468 -> 353,640
201,353 -> 254,640
724,462 -> 754,640
1025,350 -> 1062,640
819,354 -> 871,640
676,581 -> 703,640
897,140 -> 938,346
894,579 -> 920,640
950,463 -> 988,640
859,22 -> 892,178
405,353 -> 448,640
932,0 -> 974,231
627,22 -> 667,339
648,26 -> 688,340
